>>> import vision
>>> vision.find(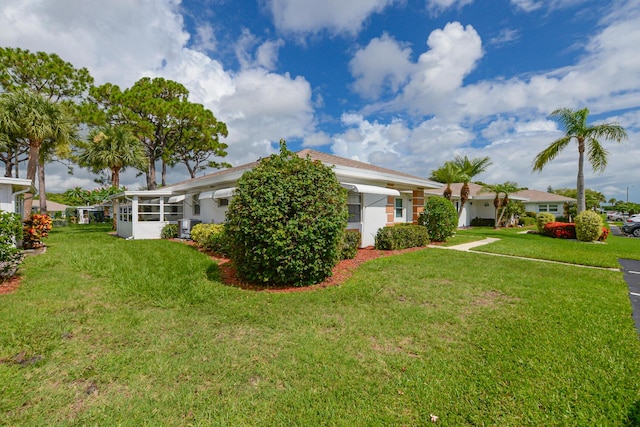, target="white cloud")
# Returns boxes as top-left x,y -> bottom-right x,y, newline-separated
426,0 -> 474,14
267,0 -> 396,36
0,0 -> 317,191
349,33 -> 413,99
510,0 -> 589,13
